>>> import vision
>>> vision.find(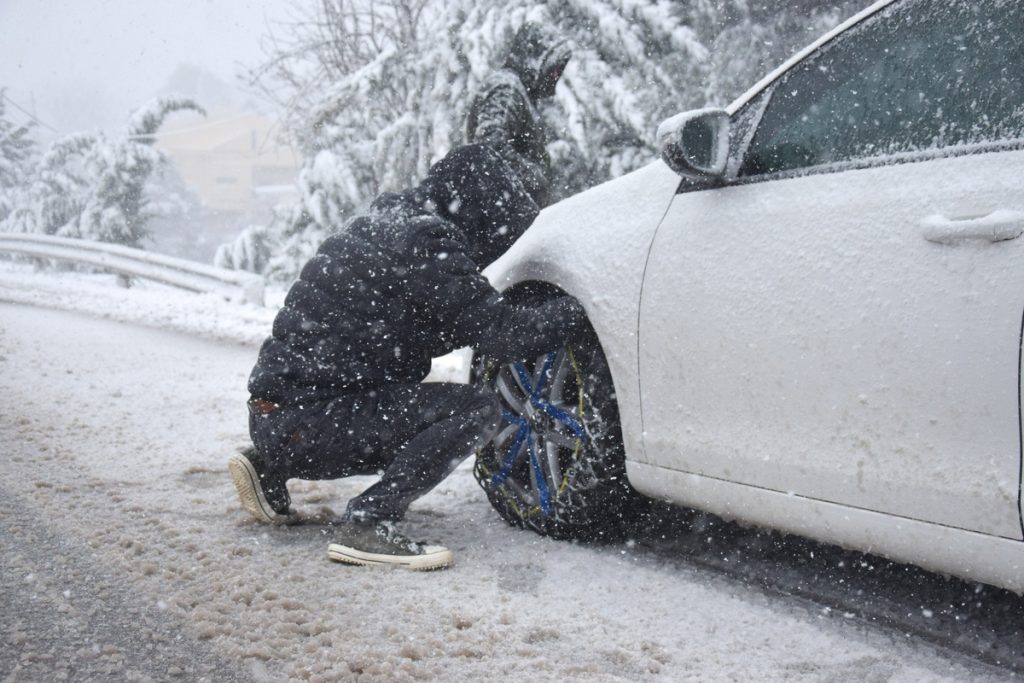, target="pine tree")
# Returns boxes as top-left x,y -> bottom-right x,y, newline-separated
0,90 -> 37,224
2,97 -> 205,247
20,134 -> 96,237
77,97 -> 206,247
